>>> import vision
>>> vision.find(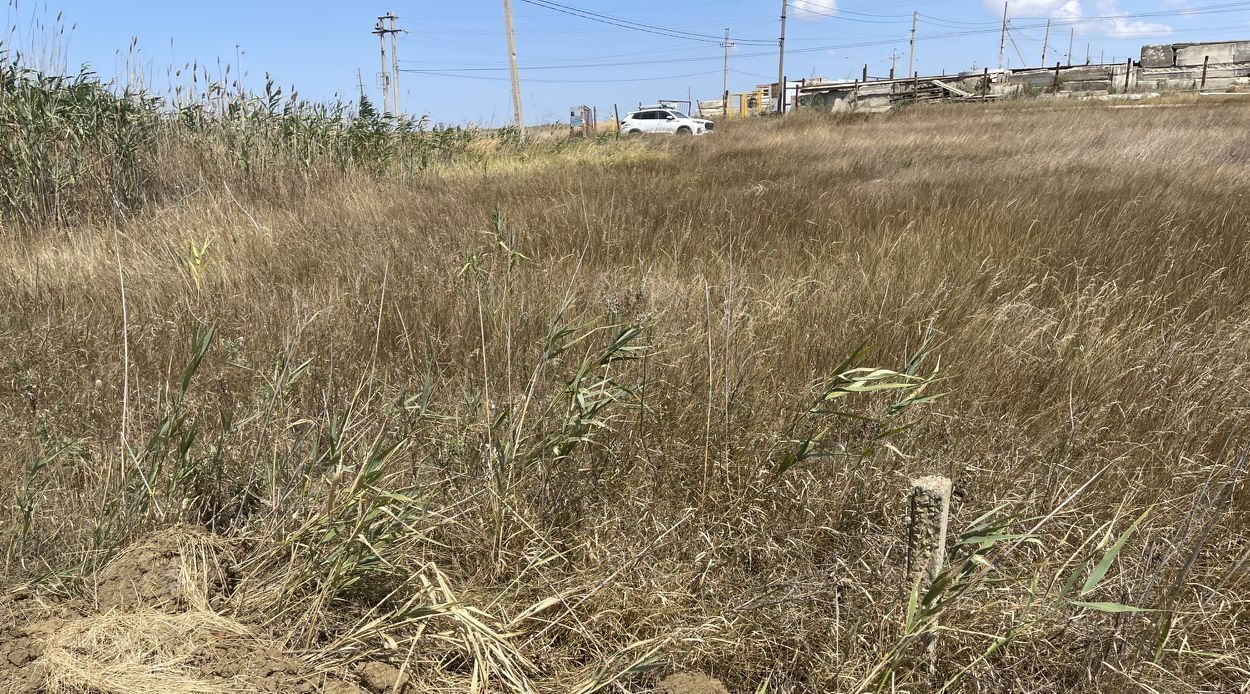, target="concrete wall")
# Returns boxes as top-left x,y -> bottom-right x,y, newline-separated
1008,64 -> 1132,94
1138,67 -> 1250,92
1142,40 -> 1250,67
1140,44 -> 1175,69
786,40 -> 1249,116
1176,43 -> 1236,66
1138,41 -> 1250,91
